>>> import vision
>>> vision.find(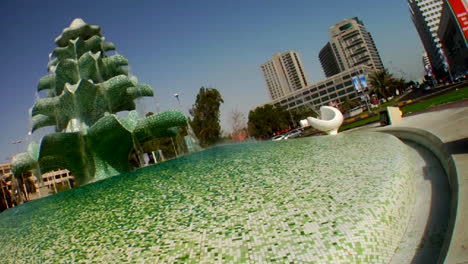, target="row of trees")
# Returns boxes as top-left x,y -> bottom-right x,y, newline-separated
187,87 -> 319,143
247,105 -> 290,138
247,105 -> 317,138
